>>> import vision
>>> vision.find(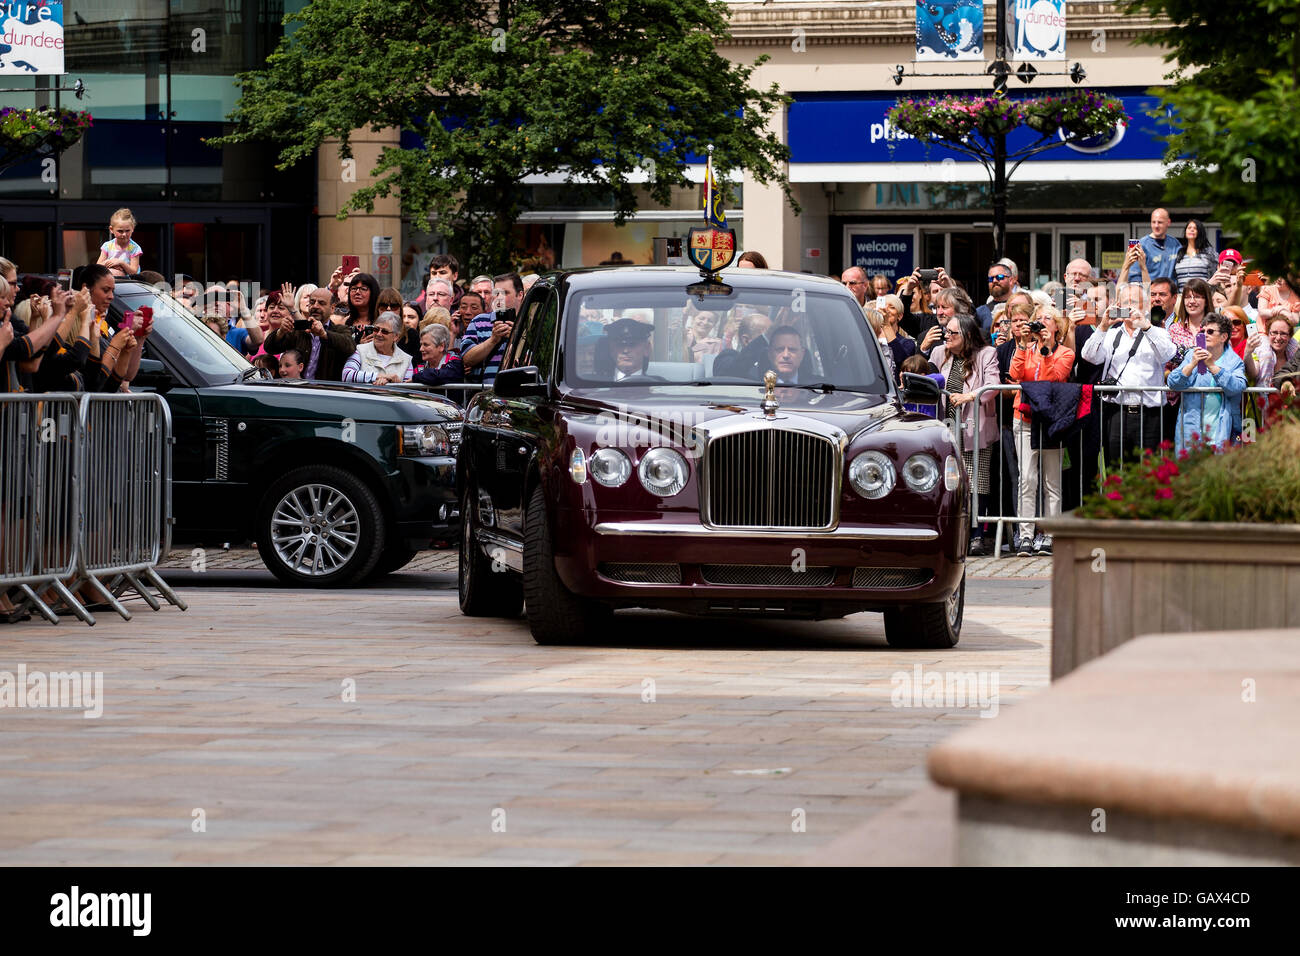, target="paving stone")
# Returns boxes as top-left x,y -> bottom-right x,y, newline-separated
0,581 -> 1049,864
